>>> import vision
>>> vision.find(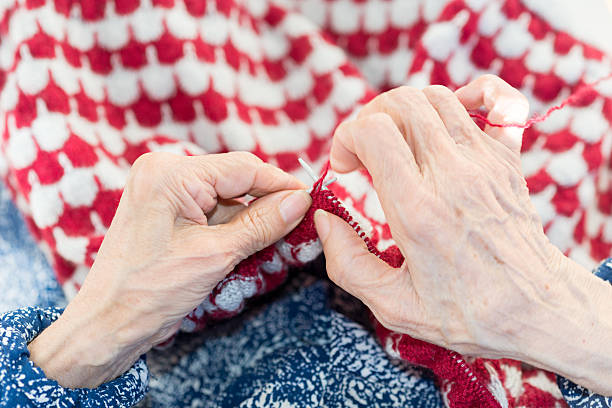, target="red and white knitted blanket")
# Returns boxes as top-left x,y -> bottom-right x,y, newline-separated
2,0 -> 611,406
